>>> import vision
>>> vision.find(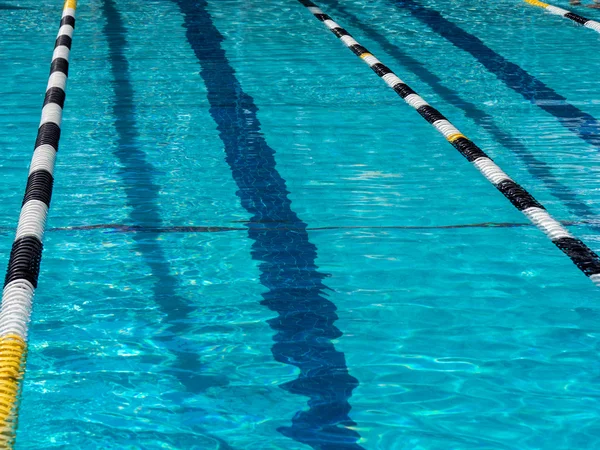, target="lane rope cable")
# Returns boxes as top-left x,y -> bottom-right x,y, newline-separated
0,0 -> 76,443
524,0 -> 600,33
297,0 -> 600,287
